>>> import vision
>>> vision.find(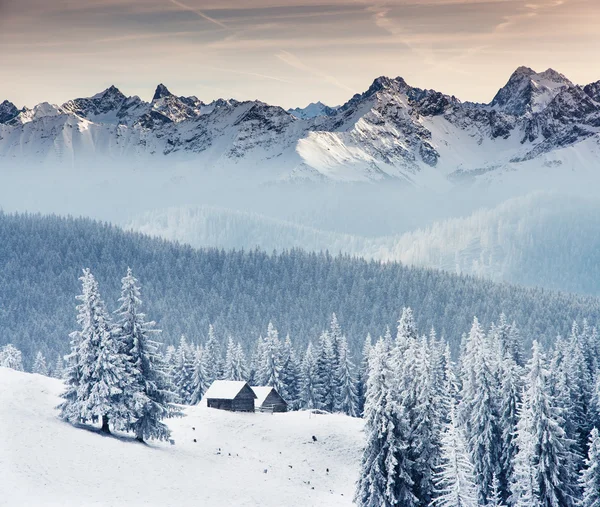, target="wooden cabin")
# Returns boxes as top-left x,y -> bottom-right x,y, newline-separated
251,386 -> 288,413
203,380 -> 257,412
